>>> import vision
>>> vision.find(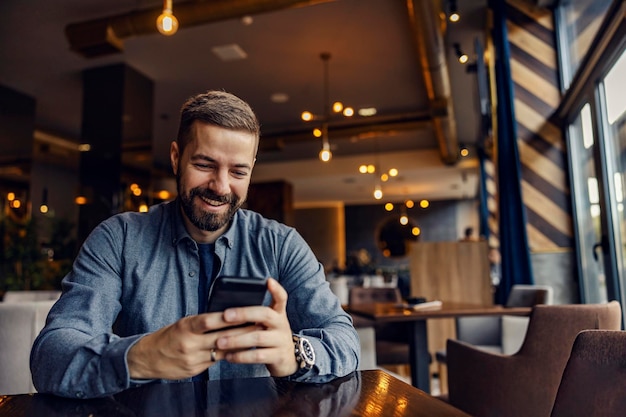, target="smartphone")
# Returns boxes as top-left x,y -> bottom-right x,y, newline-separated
207,276 -> 268,312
